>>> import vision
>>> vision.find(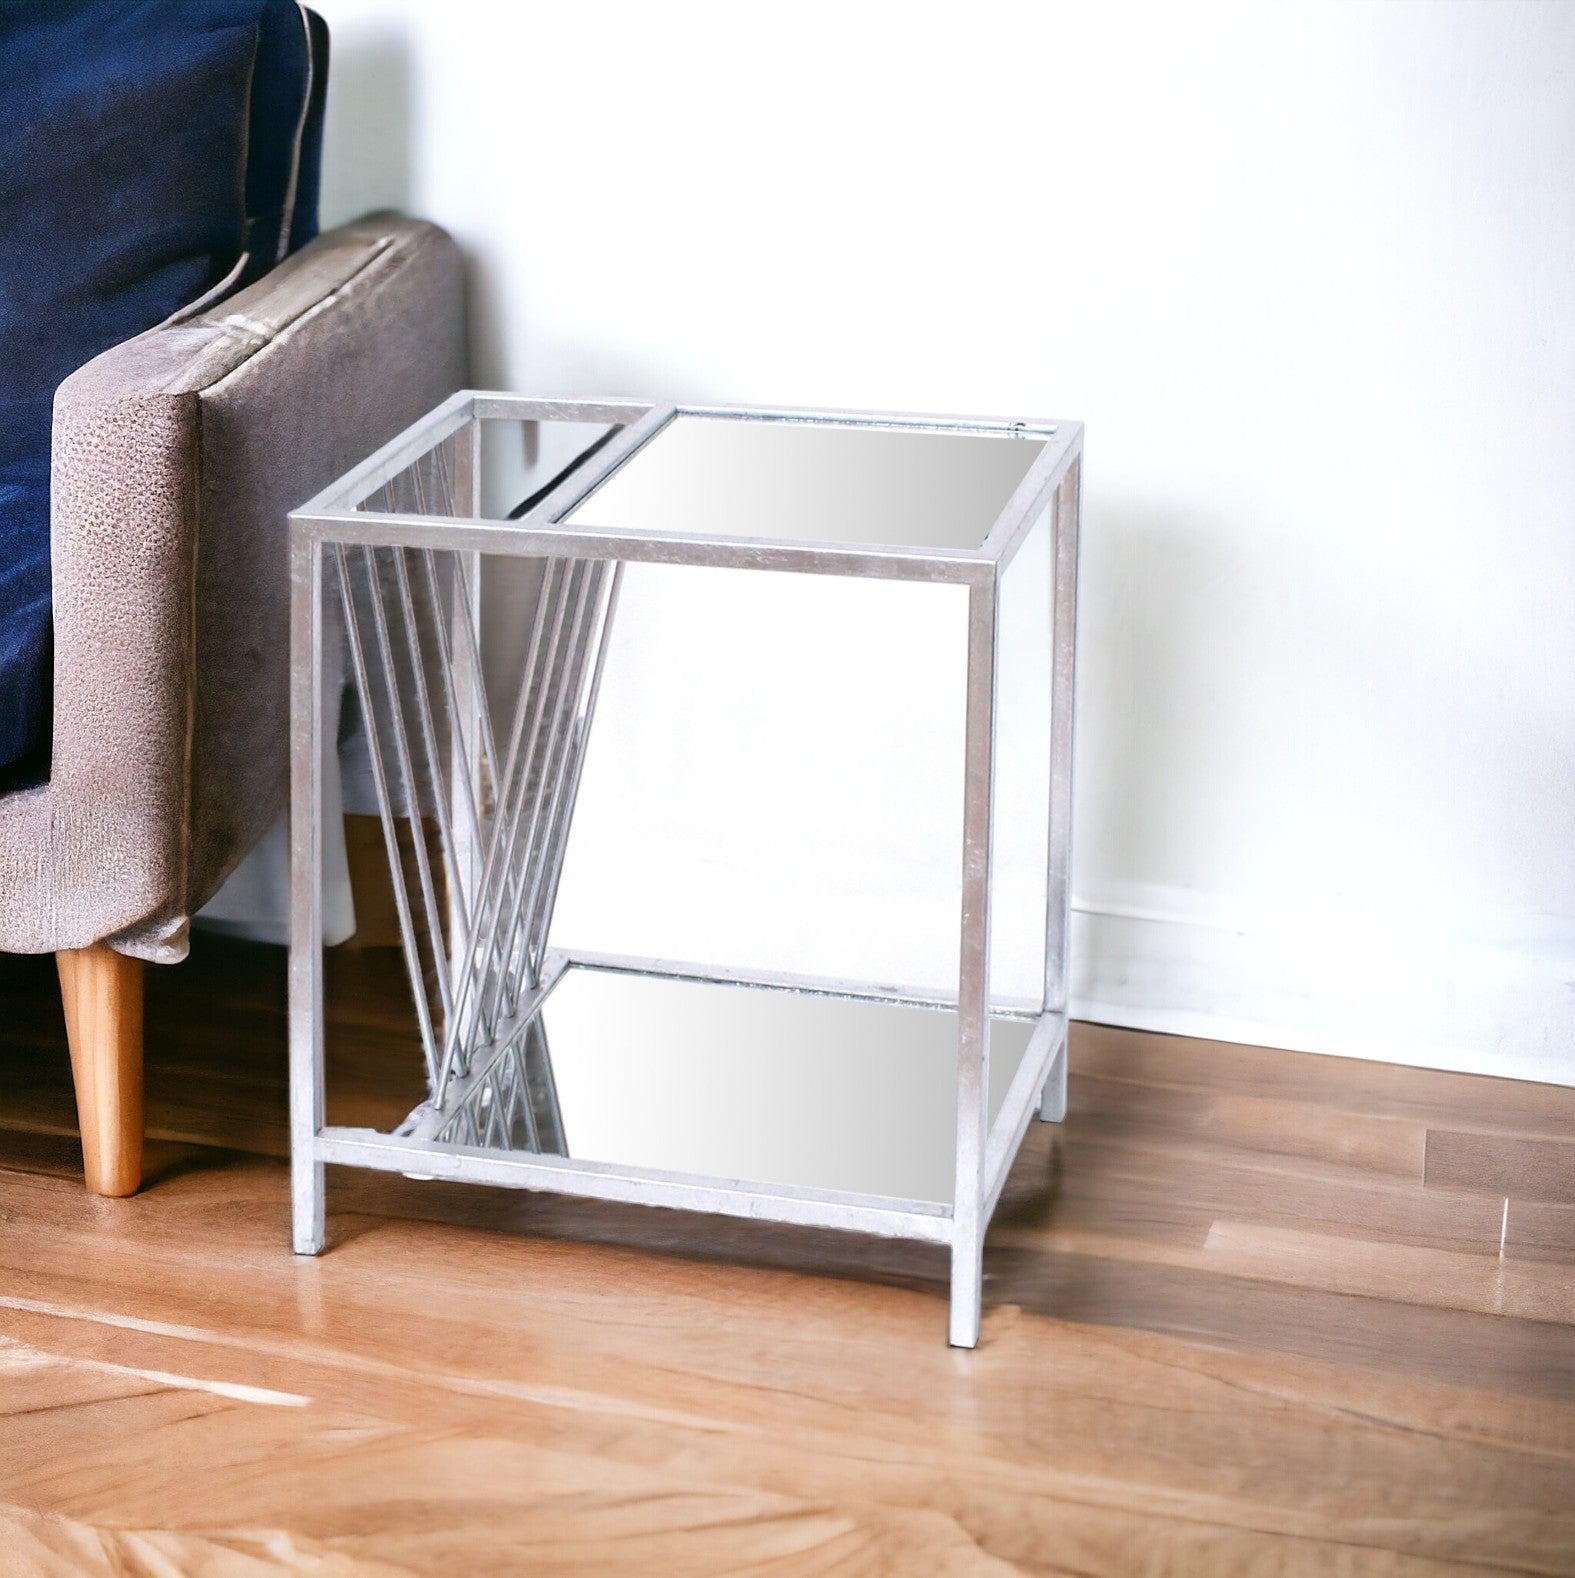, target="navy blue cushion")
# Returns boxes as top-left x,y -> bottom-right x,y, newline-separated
0,1 -> 325,787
